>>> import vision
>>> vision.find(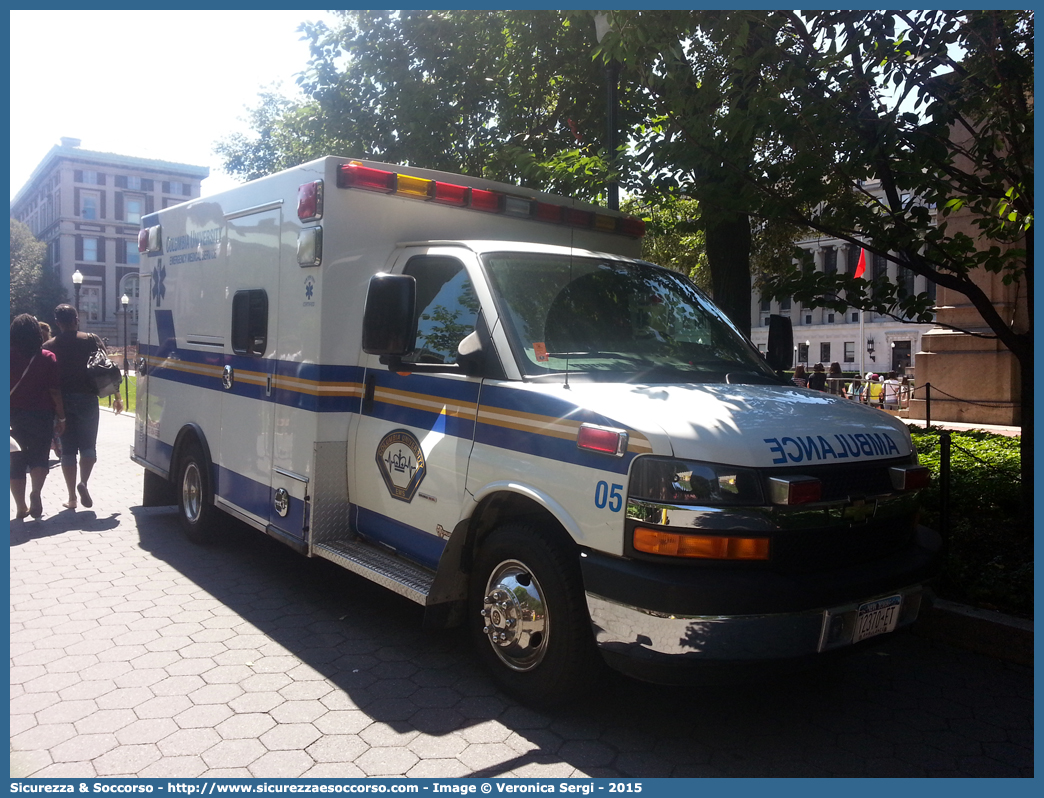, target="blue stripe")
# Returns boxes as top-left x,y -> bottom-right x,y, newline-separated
473,423 -> 635,474
354,506 -> 446,570
366,371 -> 480,440
141,345 -> 365,414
